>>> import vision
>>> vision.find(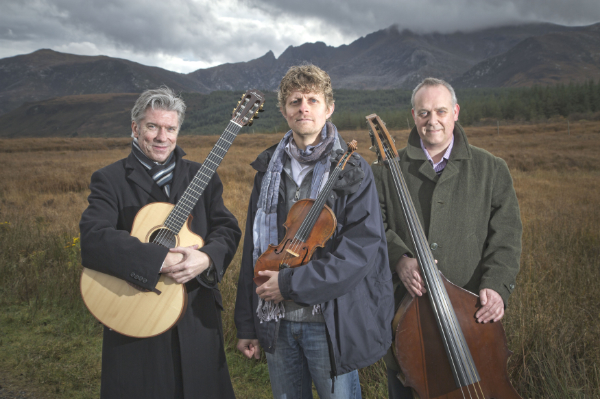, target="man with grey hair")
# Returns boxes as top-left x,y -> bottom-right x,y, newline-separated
80,87 -> 241,399
372,77 -> 522,398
